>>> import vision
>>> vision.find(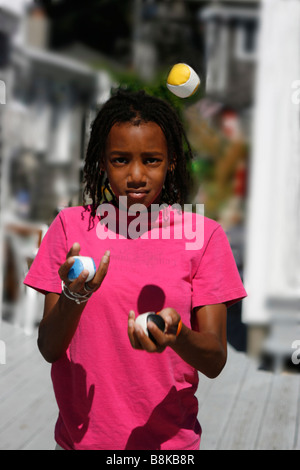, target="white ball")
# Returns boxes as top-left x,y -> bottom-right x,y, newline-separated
167,63 -> 200,99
